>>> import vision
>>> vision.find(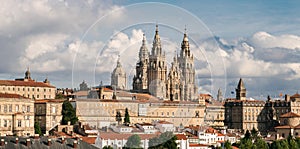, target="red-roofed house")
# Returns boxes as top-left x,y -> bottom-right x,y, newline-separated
154,120 -> 175,133
0,69 -> 56,100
